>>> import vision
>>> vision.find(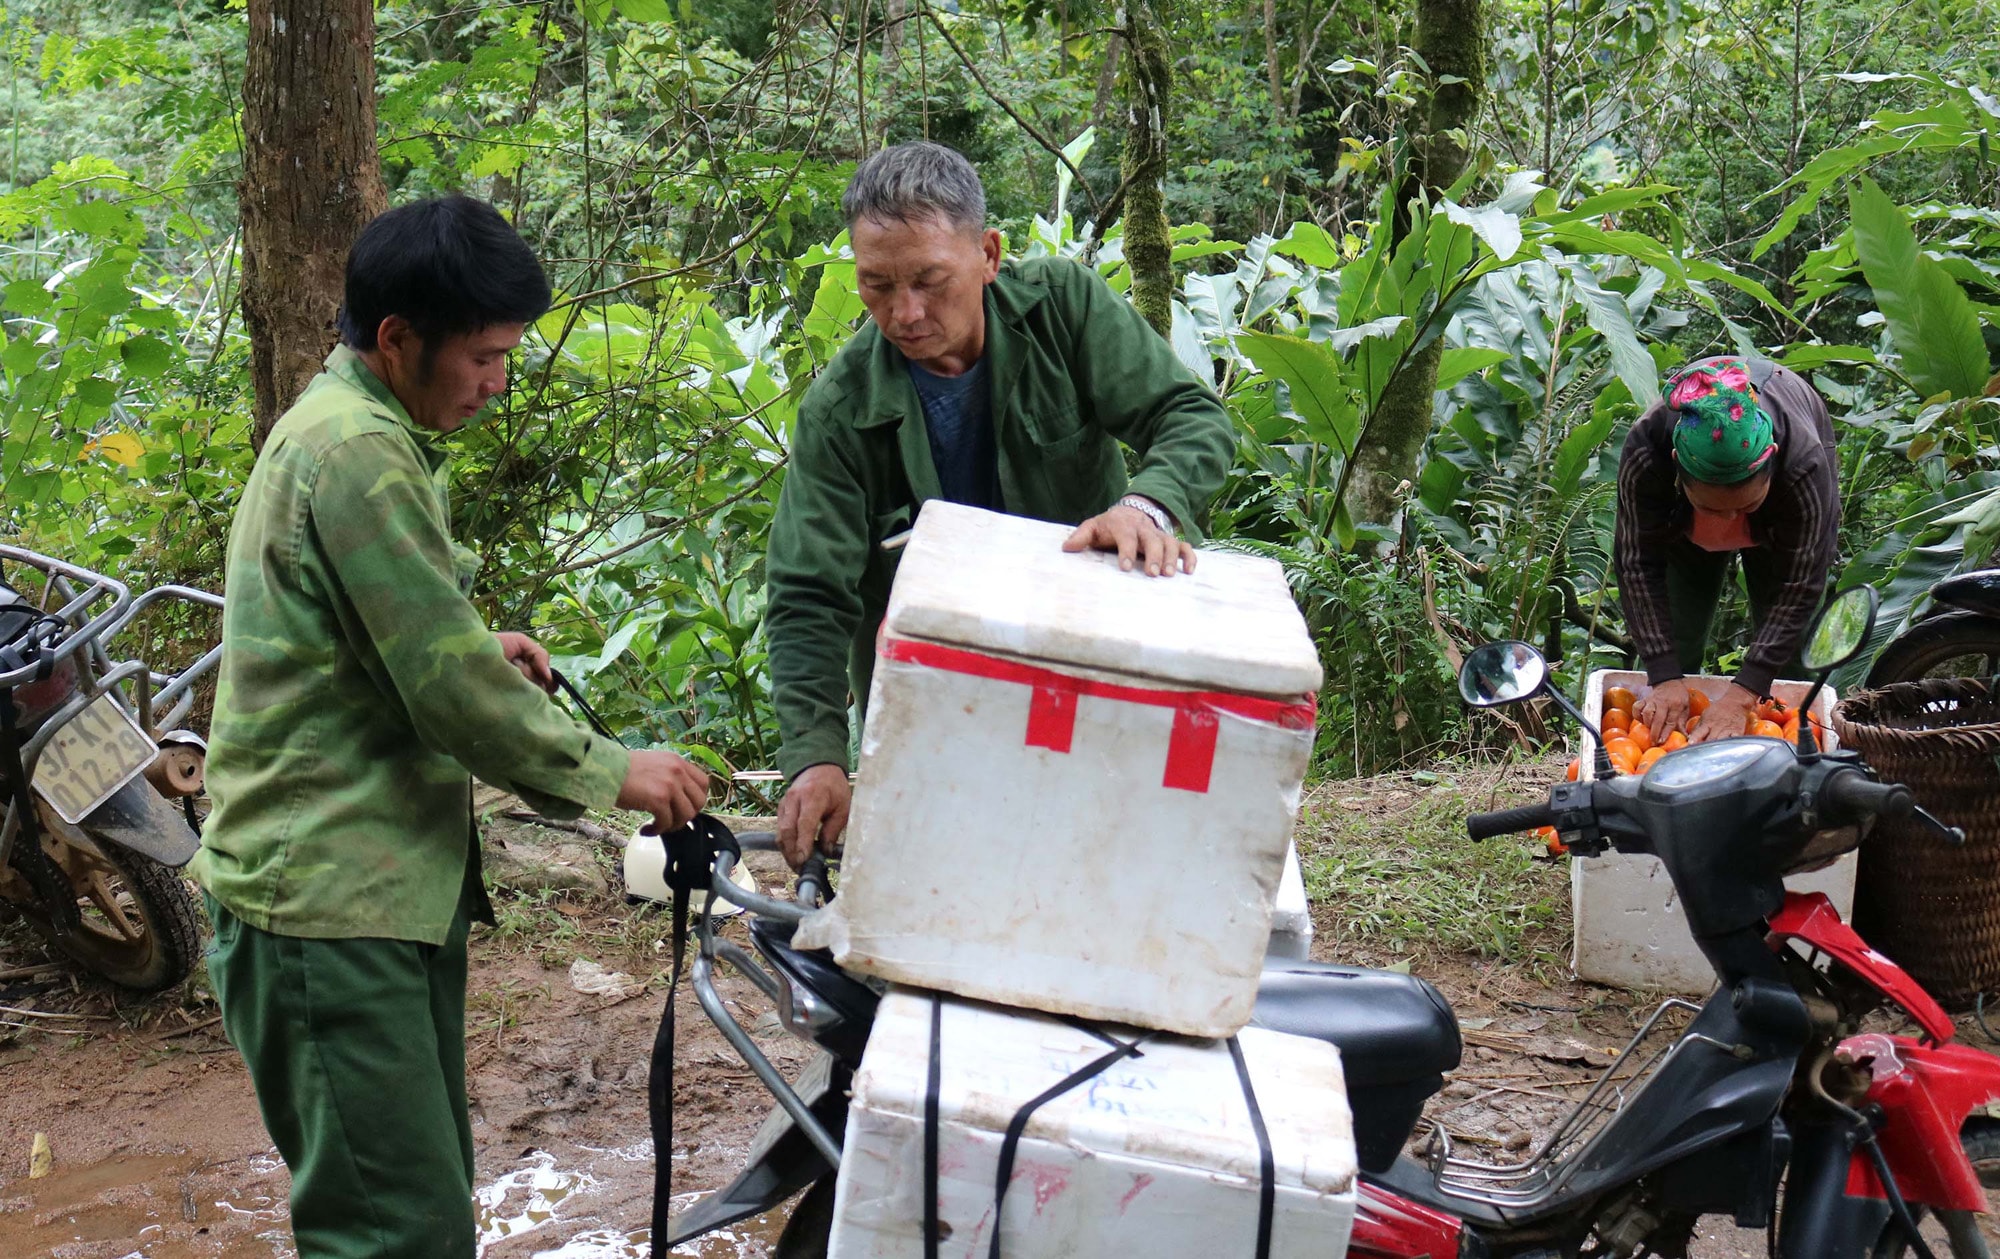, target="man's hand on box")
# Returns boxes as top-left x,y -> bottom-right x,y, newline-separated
779,763 -> 851,870
618,749 -> 711,833
1063,502 -> 1195,578
497,631 -> 556,692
